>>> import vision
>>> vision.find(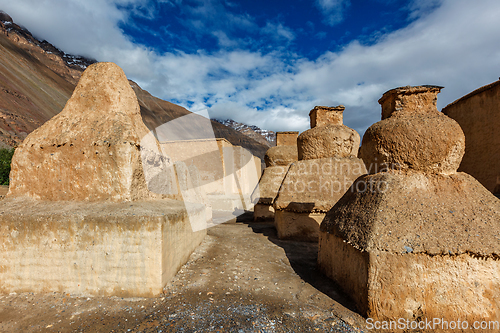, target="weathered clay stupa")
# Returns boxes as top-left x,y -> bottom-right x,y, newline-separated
0,62 -> 208,297
273,106 -> 366,241
252,131 -> 298,221
318,86 -> 500,326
